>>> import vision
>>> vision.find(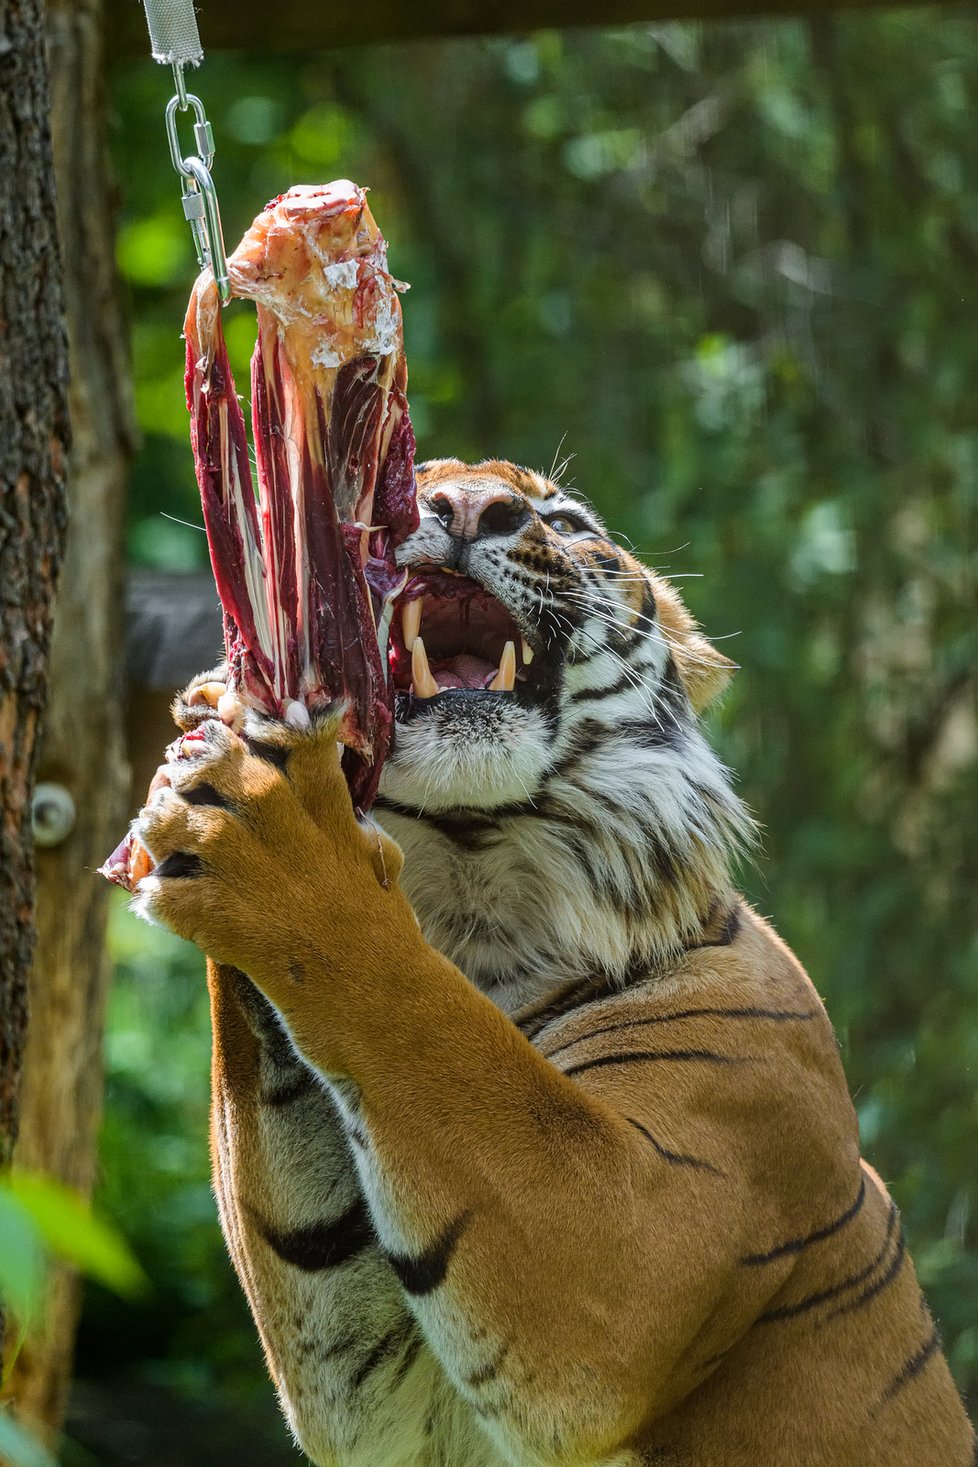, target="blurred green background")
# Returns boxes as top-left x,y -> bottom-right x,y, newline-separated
73,9 -> 977,1458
